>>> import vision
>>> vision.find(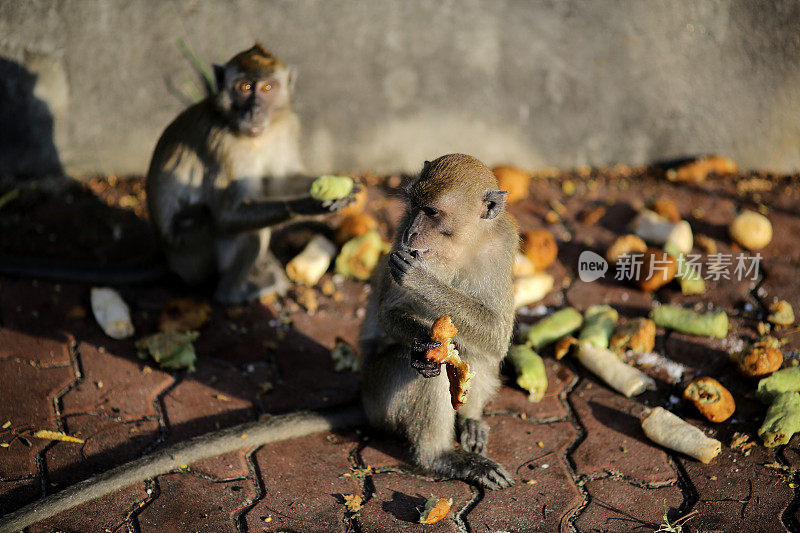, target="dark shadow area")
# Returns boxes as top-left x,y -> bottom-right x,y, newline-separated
587,401 -> 653,448
0,178 -> 363,514
381,490 -> 427,523
0,56 -> 63,178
